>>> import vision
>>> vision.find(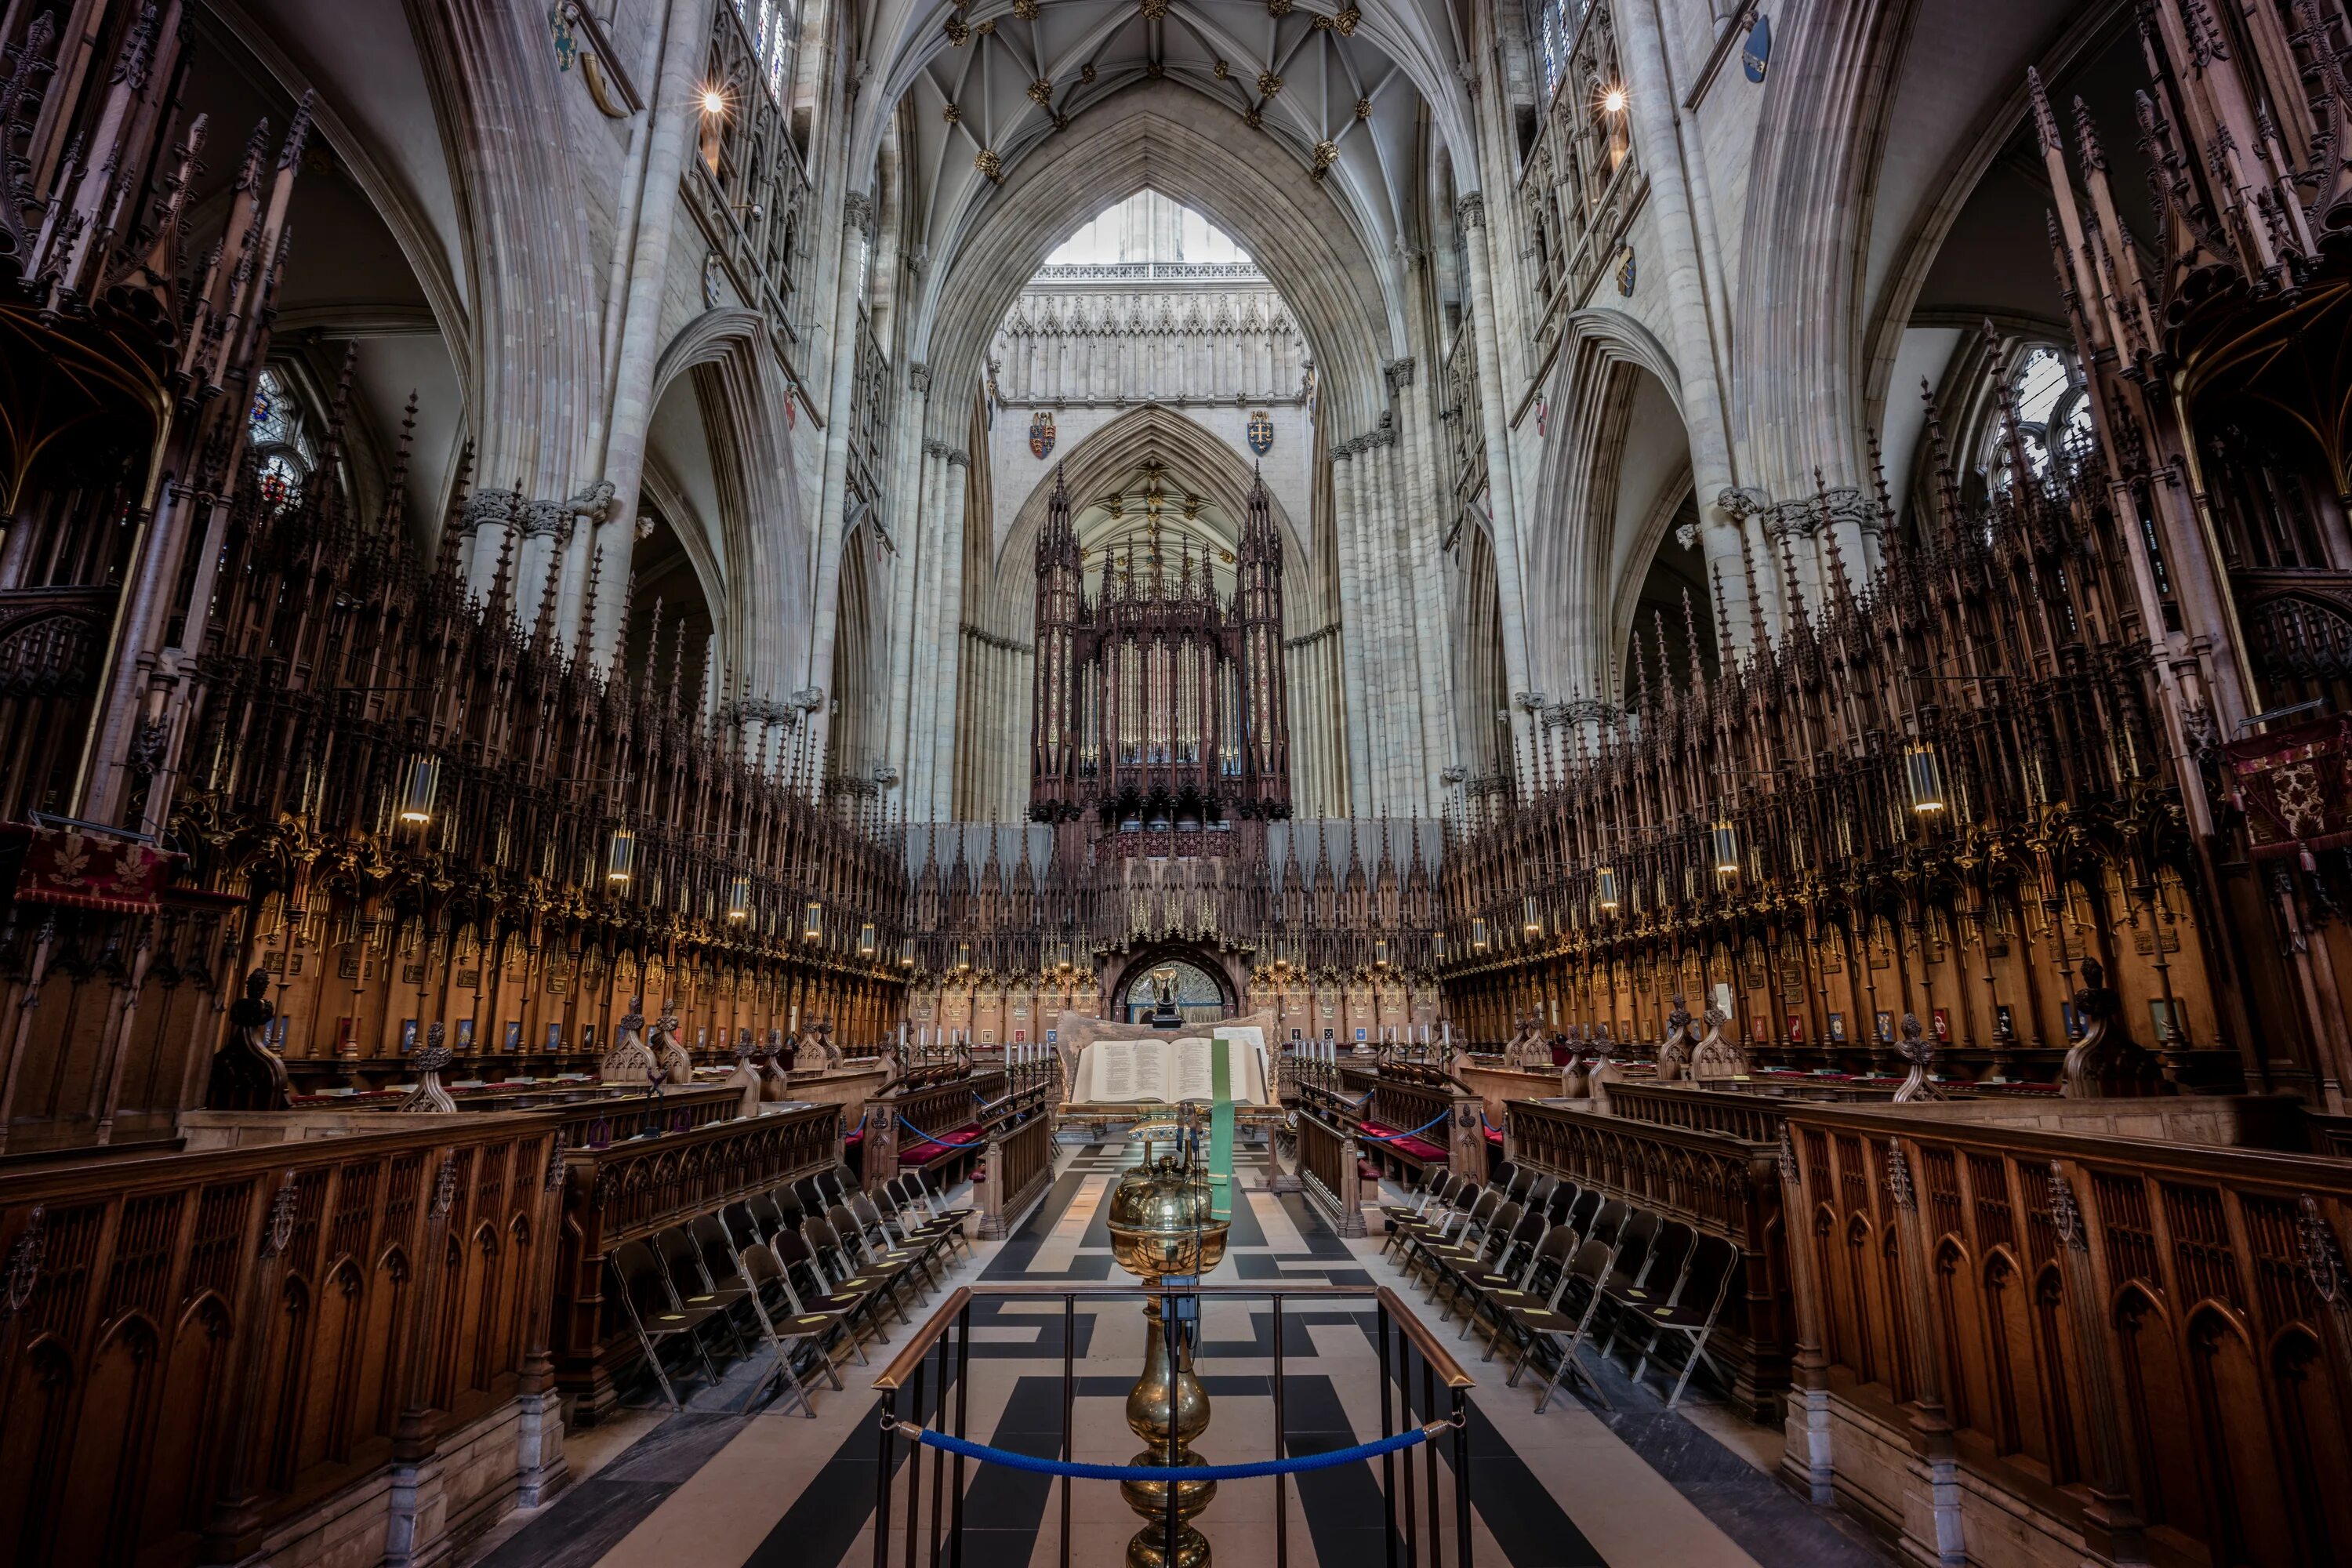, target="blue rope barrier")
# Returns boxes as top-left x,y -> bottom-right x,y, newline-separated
898,1421 -> 1439,1481
1357,1109 -> 1452,1146
897,1112 -> 982,1149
